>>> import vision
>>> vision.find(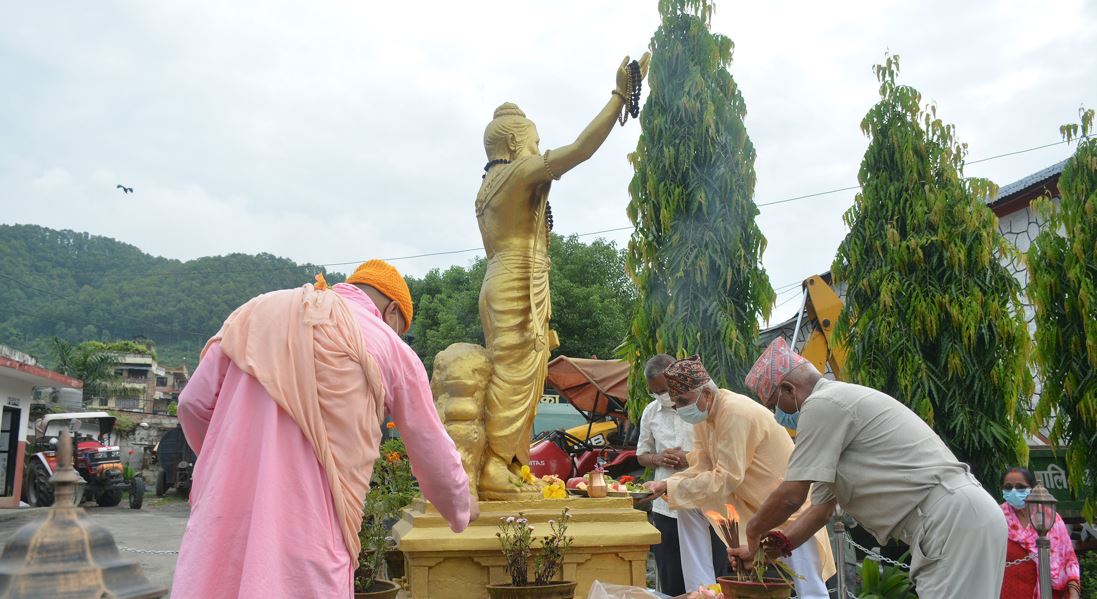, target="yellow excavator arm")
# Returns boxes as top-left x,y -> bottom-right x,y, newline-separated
798,275 -> 848,379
